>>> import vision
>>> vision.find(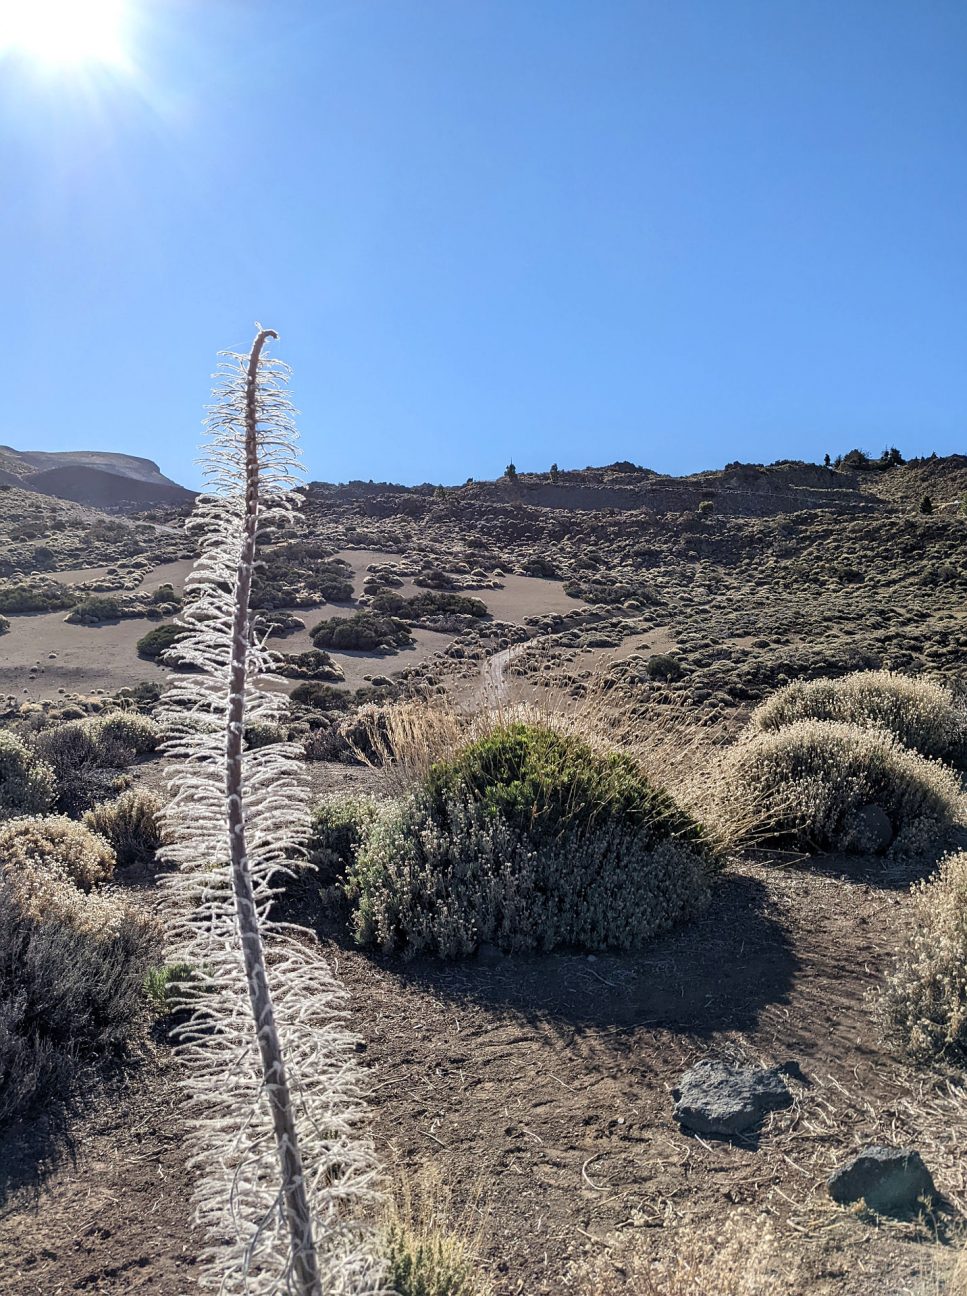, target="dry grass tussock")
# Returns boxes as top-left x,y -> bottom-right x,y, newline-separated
880,850 -> 967,1065
383,1166 -> 491,1296
574,1215 -> 799,1294
351,669 -> 740,843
